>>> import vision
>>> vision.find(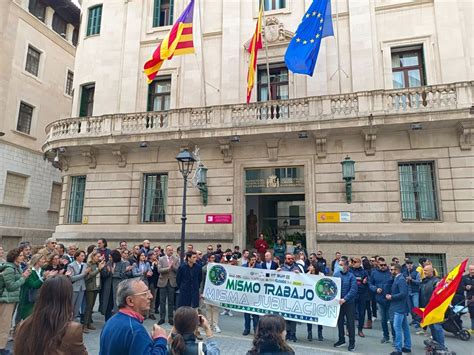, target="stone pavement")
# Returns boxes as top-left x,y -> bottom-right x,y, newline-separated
80,310 -> 473,355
